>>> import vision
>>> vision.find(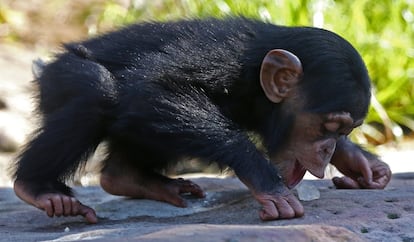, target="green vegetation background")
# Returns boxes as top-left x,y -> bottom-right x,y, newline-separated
1,0 -> 413,145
